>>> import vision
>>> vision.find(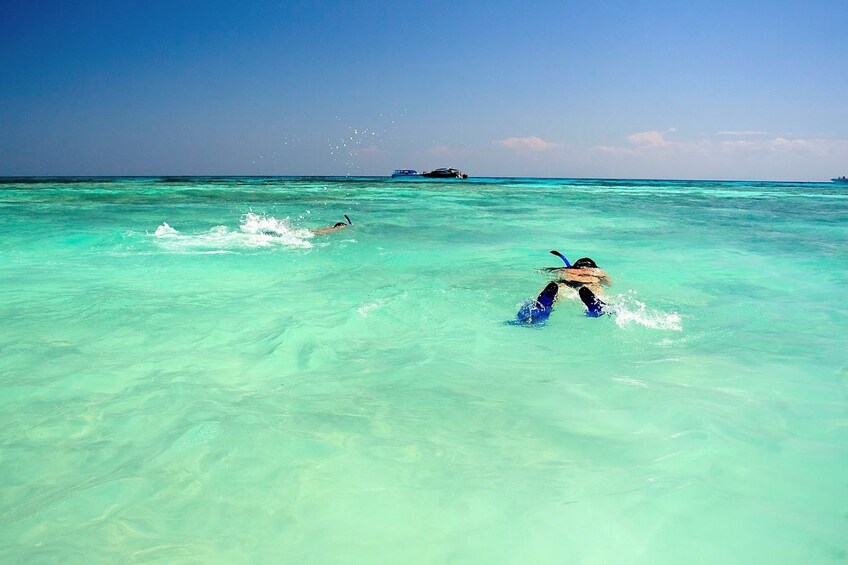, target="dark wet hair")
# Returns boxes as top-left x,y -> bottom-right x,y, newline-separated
332,222 -> 347,228
572,257 -> 597,268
